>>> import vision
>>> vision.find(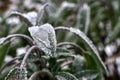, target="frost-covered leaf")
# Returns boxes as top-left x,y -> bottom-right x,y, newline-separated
5,67 -> 27,80
69,27 -> 108,75
28,23 -> 57,56
55,27 -> 108,75
56,72 -> 78,80
76,3 -> 90,34
9,12 -> 33,27
75,70 -> 98,80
